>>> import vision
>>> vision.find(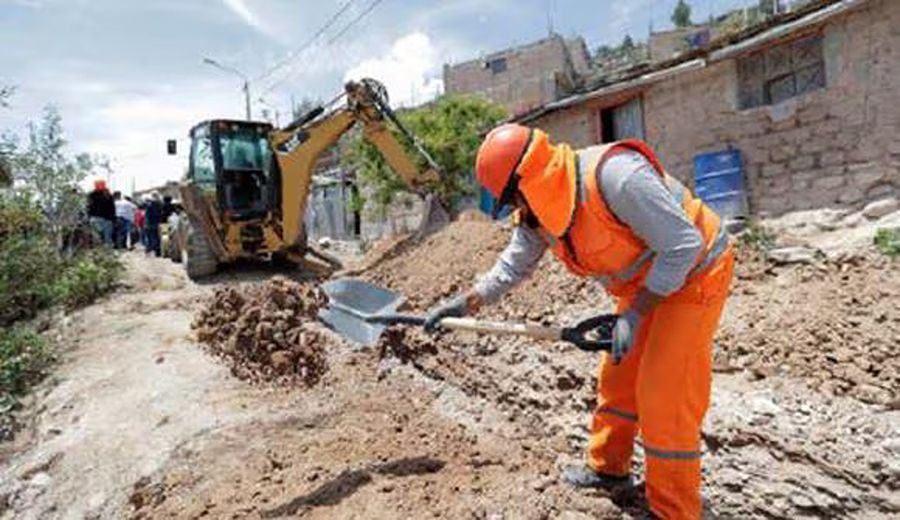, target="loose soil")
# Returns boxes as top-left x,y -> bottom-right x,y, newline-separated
192,277 -> 328,386
1,219 -> 898,519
